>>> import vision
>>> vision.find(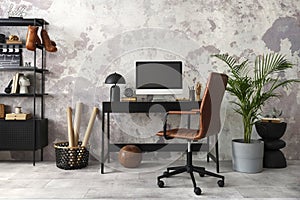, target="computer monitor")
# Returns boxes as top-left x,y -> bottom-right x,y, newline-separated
135,61 -> 183,95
